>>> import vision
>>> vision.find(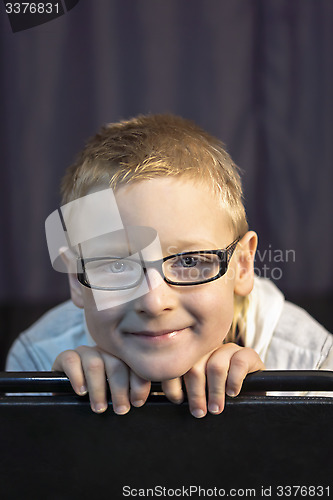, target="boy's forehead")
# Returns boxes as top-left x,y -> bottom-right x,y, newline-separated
61,188 -> 123,247
59,190 -> 162,256
115,178 -> 233,237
